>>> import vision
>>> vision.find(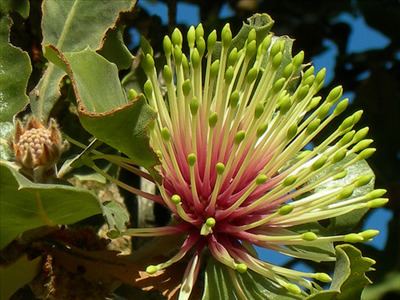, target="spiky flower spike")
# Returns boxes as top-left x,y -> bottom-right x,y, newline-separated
11,116 -> 69,180
126,21 -> 385,298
